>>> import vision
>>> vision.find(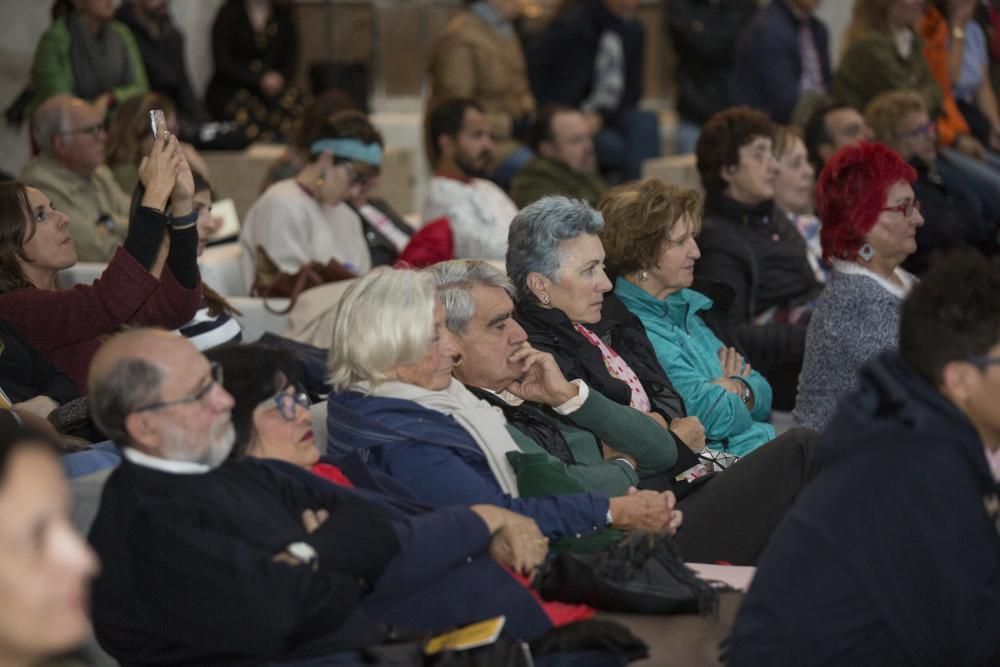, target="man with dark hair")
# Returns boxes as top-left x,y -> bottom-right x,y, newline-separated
423,97 -> 518,260
694,106 -> 821,409
802,101 -> 874,172
509,106 -> 607,208
729,249 -> 1000,664
86,328 -> 559,665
